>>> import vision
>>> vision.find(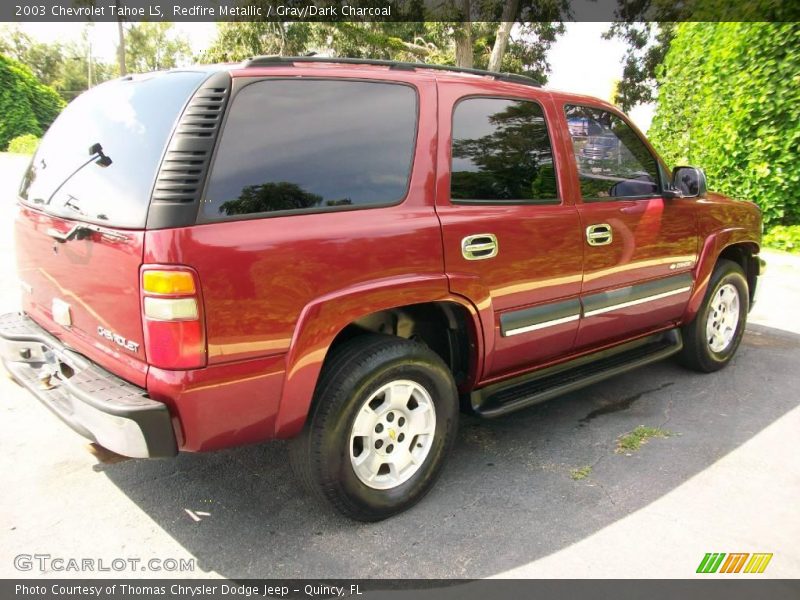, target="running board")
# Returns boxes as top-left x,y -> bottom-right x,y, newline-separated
471,329 -> 683,418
